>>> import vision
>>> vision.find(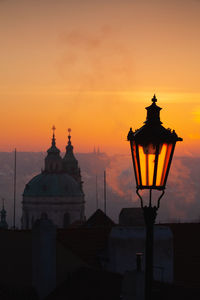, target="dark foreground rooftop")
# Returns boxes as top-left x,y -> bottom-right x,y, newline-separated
46,266 -> 122,300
